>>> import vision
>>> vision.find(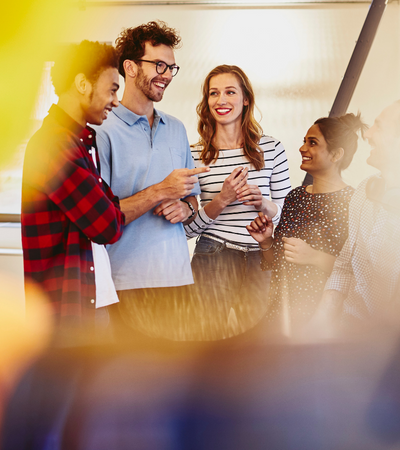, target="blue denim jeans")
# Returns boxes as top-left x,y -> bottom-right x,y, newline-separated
190,235 -> 272,339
